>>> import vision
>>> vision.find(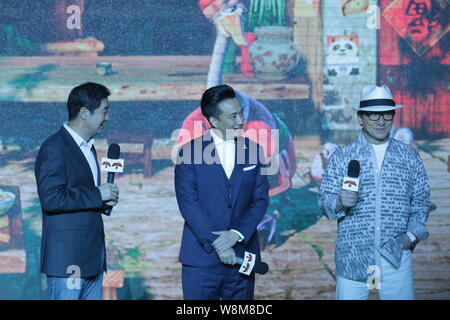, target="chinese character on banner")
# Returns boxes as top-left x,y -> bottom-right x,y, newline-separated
383,0 -> 449,55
